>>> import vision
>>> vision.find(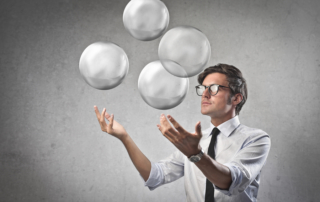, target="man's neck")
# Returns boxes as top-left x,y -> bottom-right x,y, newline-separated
210,112 -> 236,127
